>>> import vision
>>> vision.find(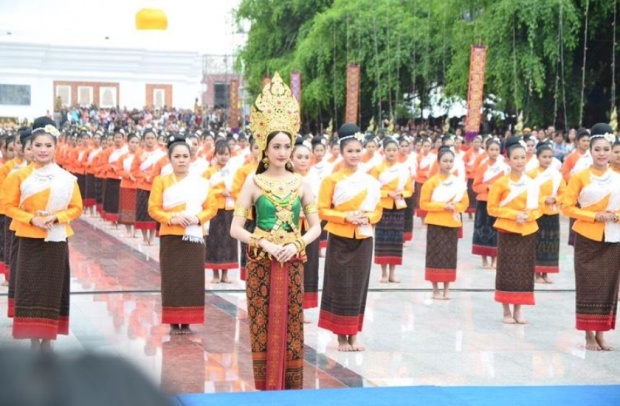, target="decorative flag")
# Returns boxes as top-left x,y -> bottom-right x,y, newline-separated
229,79 -> 240,131
464,45 -> 487,141
290,71 -> 302,108
345,64 -> 361,125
